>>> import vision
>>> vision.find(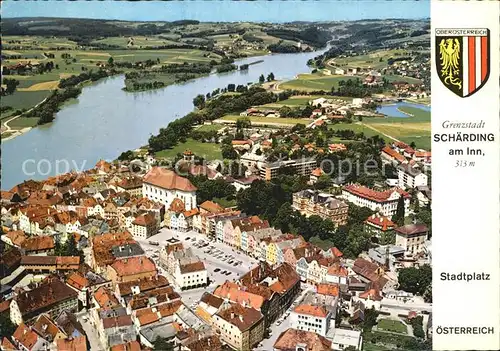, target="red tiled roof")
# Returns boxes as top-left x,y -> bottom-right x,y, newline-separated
94,287 -> 120,309
13,324 -> 39,350
180,261 -> 205,274
132,212 -> 156,226
365,214 -> 396,231
217,303 -> 263,332
1,337 -> 16,351
110,256 -> 156,277
199,200 -> 224,213
110,341 -> 141,351
102,315 -> 133,329
293,304 -> 328,318
143,167 -> 197,192
395,223 -> 428,236
169,198 -> 186,213
317,283 -> 340,296
382,146 -> 406,163
343,184 -> 410,203
57,336 -> 87,351
274,328 -> 331,351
